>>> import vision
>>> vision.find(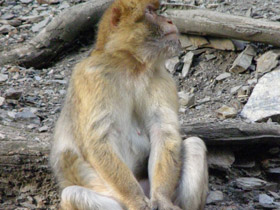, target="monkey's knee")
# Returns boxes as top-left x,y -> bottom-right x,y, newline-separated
60,185 -> 123,210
